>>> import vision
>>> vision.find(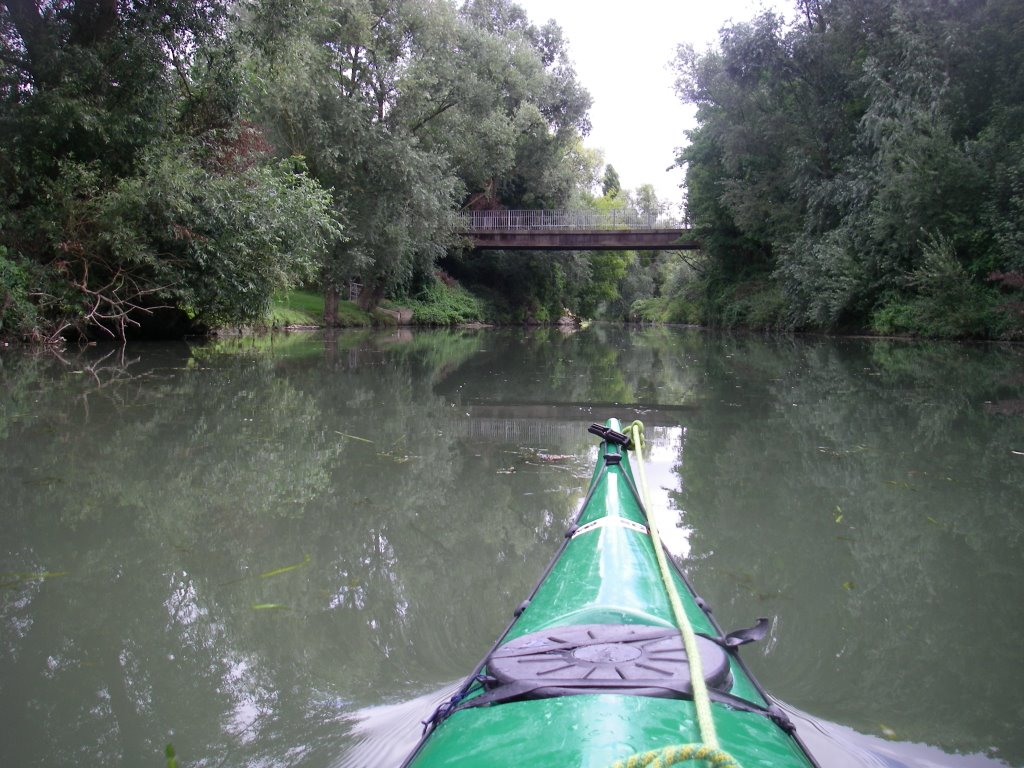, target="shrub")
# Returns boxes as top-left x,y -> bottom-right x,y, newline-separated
870,296 -> 918,336
870,241 -> 1006,339
0,249 -> 38,338
405,279 -> 486,325
903,237 -> 1002,338
630,297 -> 667,322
